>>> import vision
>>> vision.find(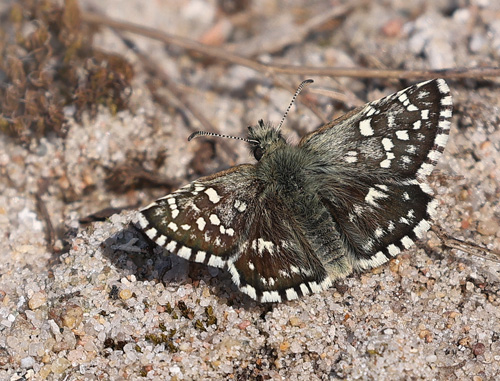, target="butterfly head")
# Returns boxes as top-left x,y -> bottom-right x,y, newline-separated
247,119 -> 286,161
